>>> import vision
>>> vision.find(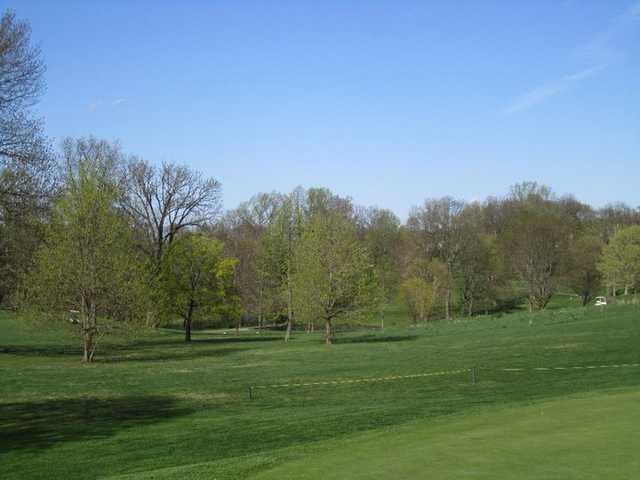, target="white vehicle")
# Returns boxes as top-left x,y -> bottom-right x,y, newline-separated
594,296 -> 607,307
